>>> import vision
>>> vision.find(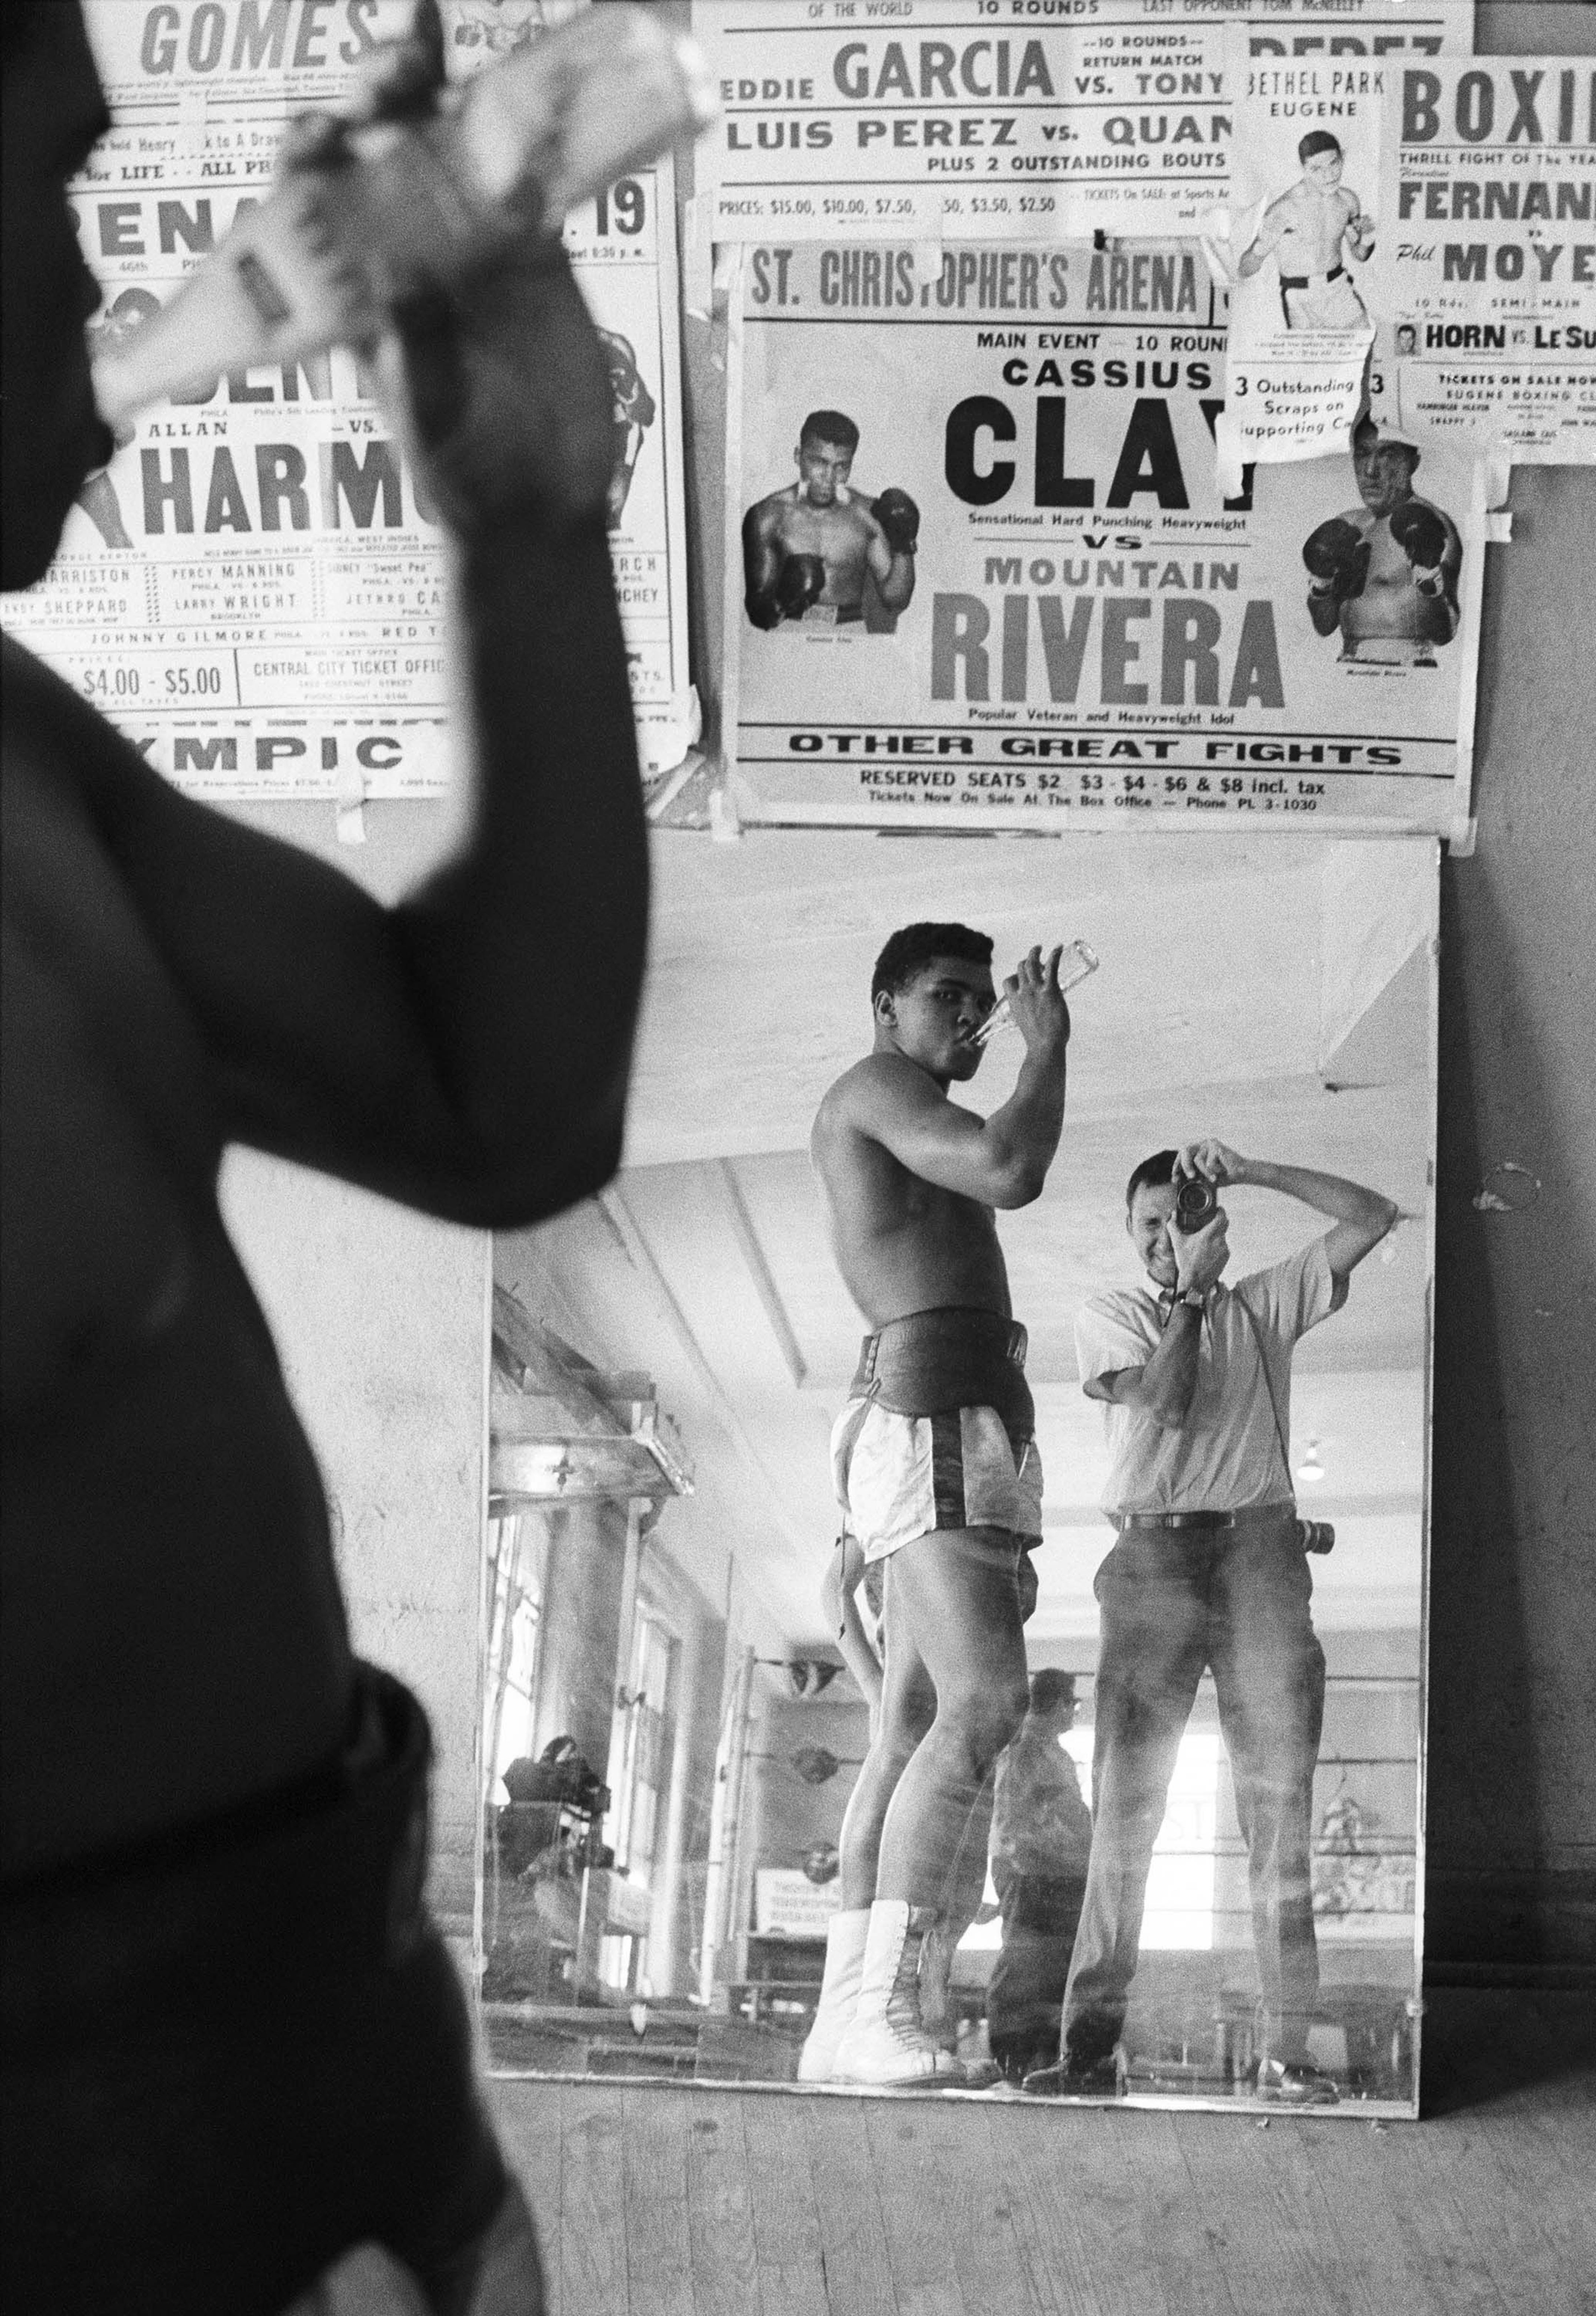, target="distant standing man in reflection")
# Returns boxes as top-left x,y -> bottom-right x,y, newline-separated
986,1670 -> 1093,2085
800,924 -> 1070,2088
1025,1142 -> 1396,2104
